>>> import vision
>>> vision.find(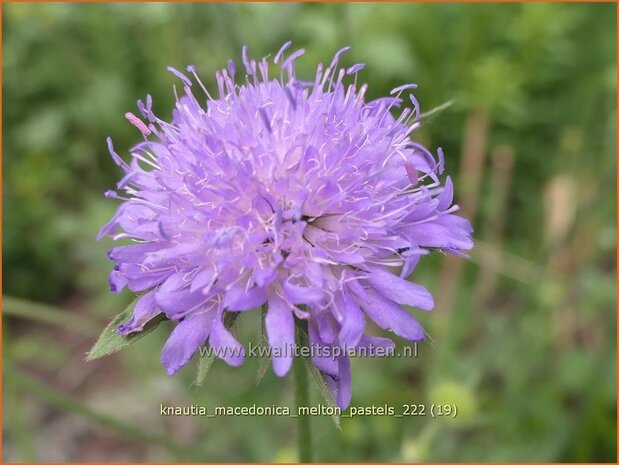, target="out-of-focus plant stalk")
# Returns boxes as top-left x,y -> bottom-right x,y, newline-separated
475,145 -> 515,305
8,364 -> 189,459
3,296 -> 99,334
435,109 -> 489,331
